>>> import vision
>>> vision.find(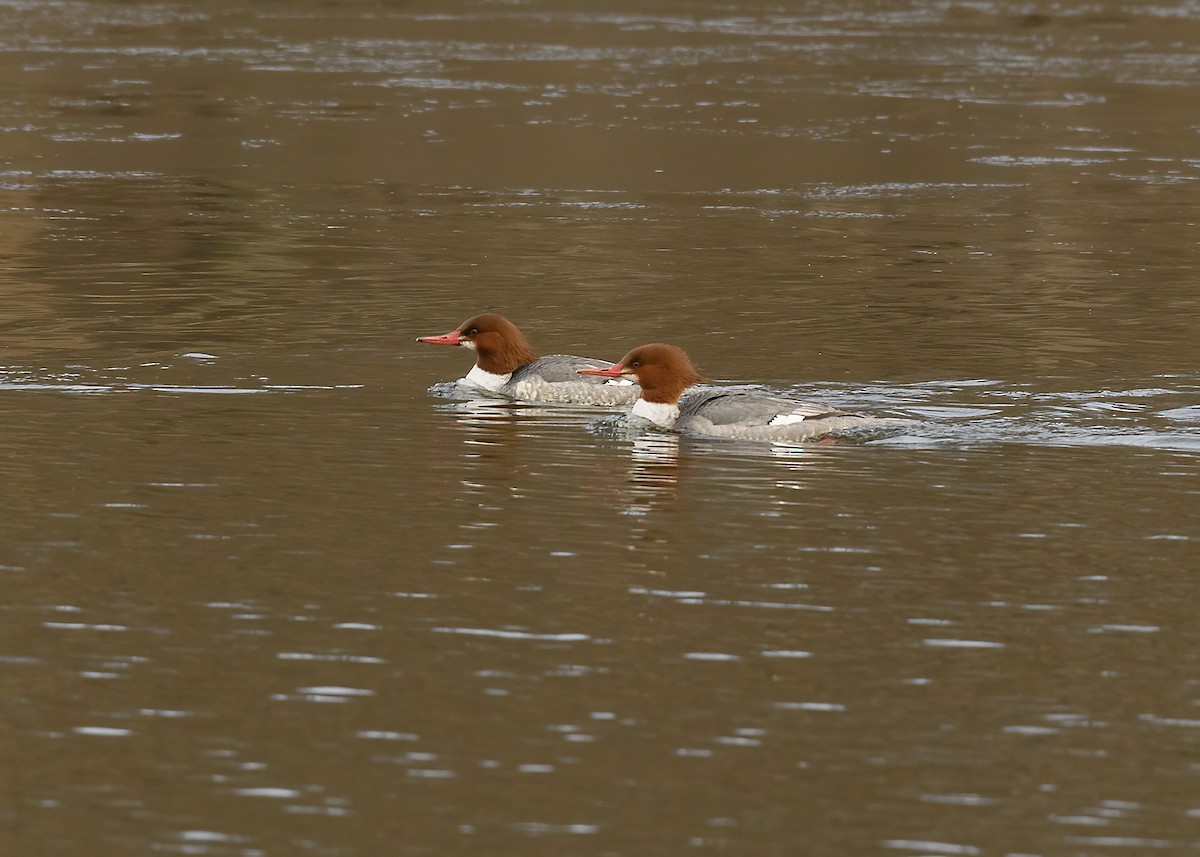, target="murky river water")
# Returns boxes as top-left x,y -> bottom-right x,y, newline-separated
3,2 -> 1200,855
